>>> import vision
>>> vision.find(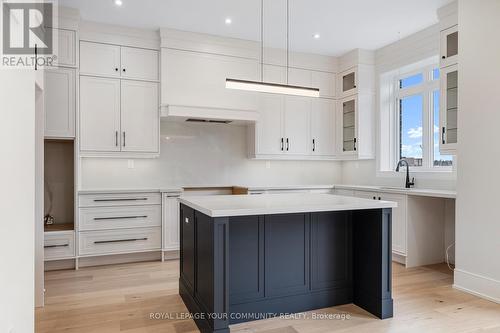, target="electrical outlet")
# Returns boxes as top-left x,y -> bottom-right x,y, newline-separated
265,161 -> 271,169
127,159 -> 134,169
